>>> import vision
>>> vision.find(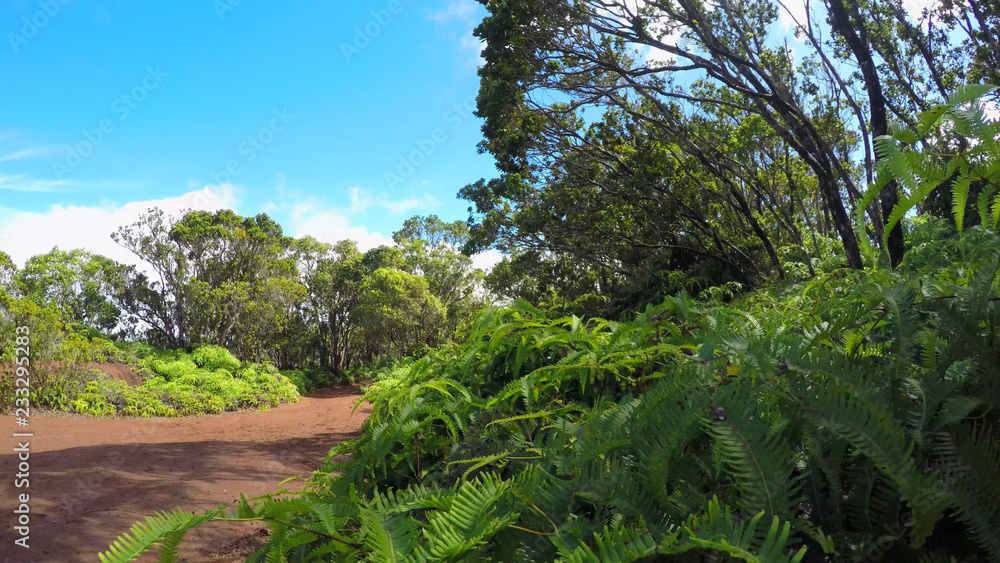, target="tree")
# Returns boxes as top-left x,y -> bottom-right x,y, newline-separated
15,248 -> 123,332
0,251 -> 15,298
110,208 -> 303,356
469,0 -> 865,270
394,215 -> 487,332
354,268 -> 446,362
305,240 -> 364,372
463,100 -> 827,314
466,0 -> 999,283
111,208 -> 191,347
